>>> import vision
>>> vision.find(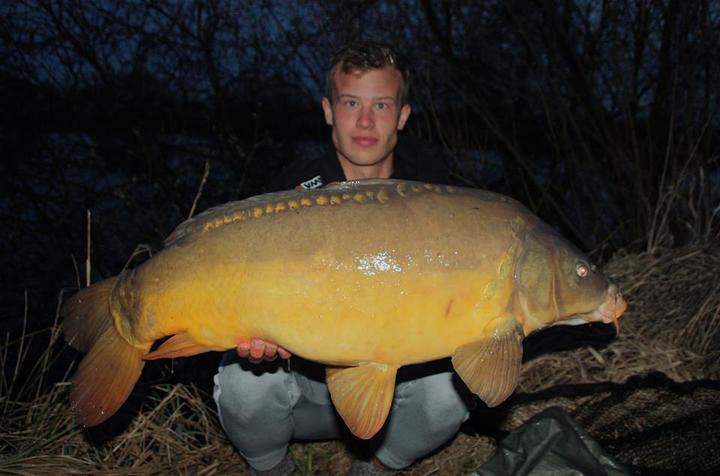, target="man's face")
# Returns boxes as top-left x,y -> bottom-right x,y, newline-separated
322,66 -> 411,172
